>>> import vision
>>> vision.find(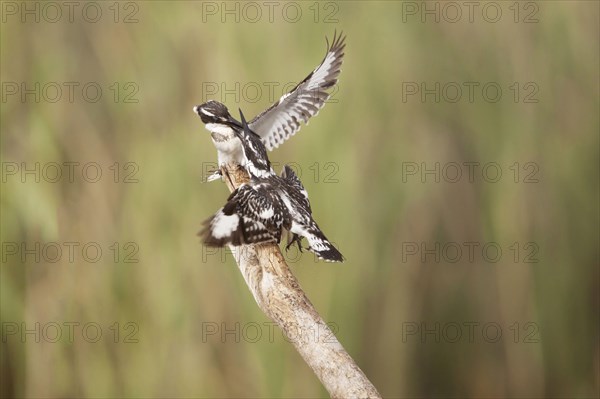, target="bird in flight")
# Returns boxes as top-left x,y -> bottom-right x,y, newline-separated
199,109 -> 344,263
193,32 -> 346,181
